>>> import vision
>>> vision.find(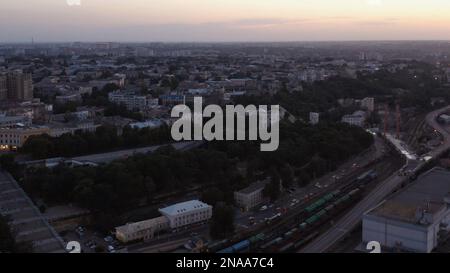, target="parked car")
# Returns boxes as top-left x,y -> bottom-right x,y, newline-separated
107,245 -> 115,253
104,236 -> 114,243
